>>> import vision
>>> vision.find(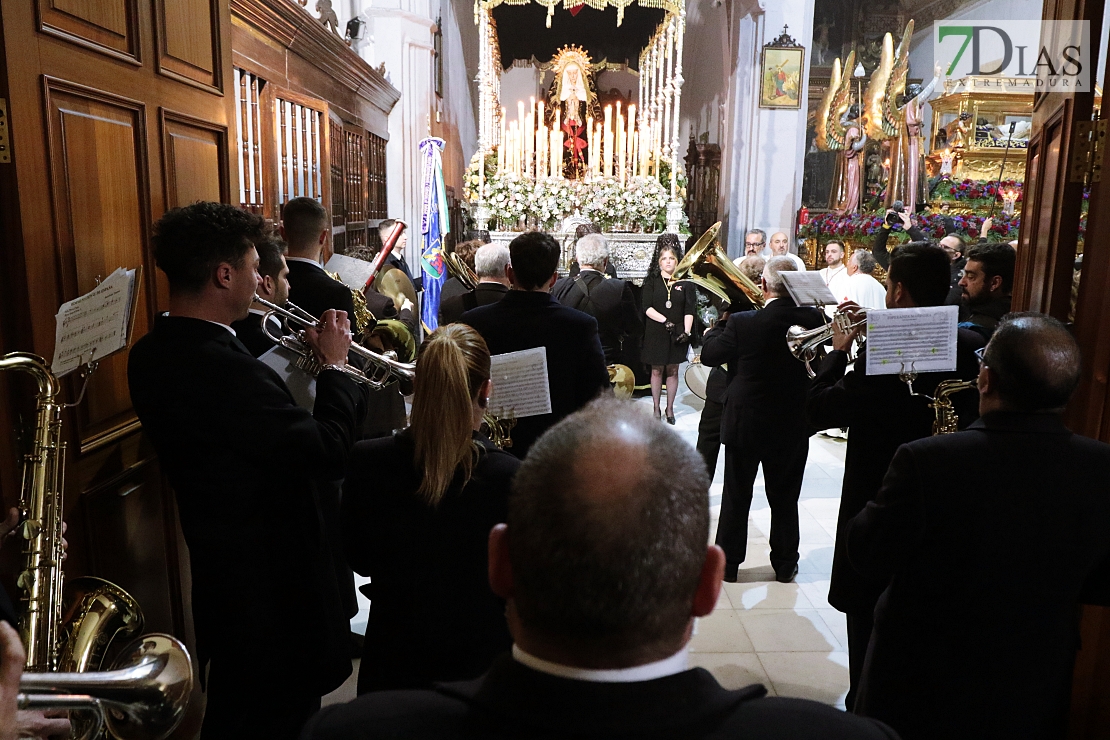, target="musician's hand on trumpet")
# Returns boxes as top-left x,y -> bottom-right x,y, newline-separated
831,301 -> 866,354
0,623 -> 71,740
301,309 -> 353,368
